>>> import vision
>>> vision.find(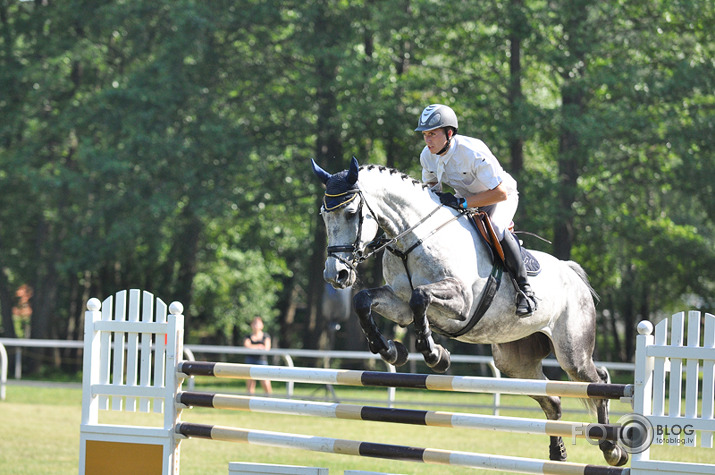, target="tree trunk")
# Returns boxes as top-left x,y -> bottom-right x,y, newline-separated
173,208 -> 202,321
29,219 -> 57,340
508,0 -> 525,176
608,306 -> 623,362
28,218 -> 61,373
278,281 -> 302,349
0,266 -> 17,339
553,113 -> 580,260
302,4 -> 345,350
618,264 -> 638,362
552,2 -> 590,260
306,208 -> 329,349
